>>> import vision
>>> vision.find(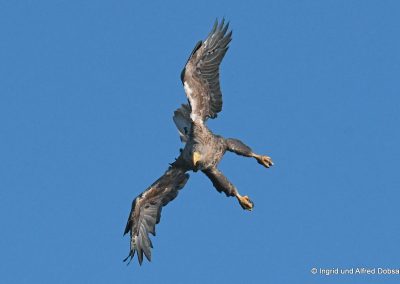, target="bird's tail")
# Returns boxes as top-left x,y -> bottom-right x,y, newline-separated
173,104 -> 192,142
